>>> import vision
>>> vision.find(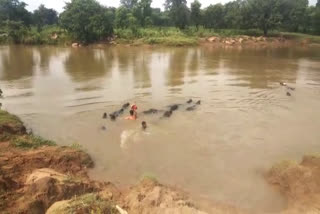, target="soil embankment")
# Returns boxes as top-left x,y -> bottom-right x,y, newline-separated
201,35 -> 312,48
1,109 -> 320,213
